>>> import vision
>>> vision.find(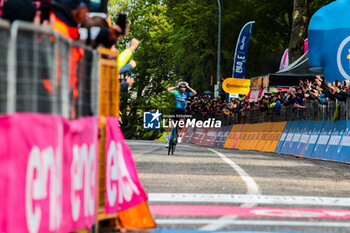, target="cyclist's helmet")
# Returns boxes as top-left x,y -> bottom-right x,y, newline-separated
178,82 -> 187,88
